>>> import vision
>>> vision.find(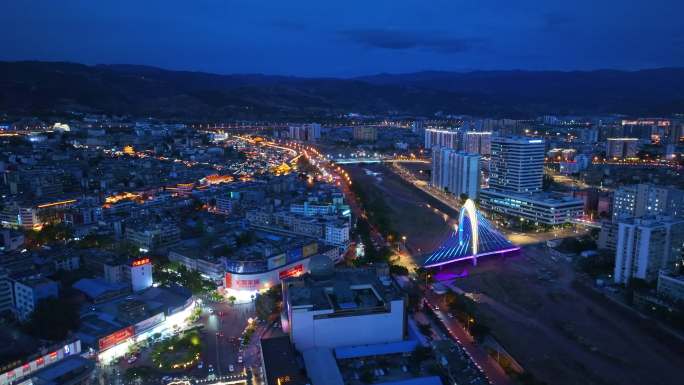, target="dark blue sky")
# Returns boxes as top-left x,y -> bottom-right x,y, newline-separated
2,0 -> 683,77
